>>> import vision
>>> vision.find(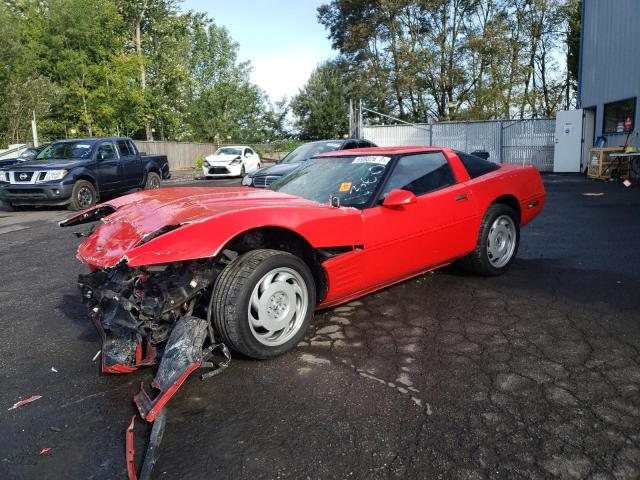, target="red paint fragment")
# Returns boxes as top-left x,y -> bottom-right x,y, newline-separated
39,448 -> 53,455
126,415 -> 137,480
8,395 -> 42,411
